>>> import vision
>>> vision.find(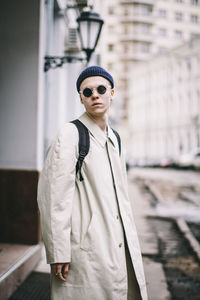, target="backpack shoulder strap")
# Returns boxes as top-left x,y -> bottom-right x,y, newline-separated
70,119 -> 90,181
111,128 -> 121,156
